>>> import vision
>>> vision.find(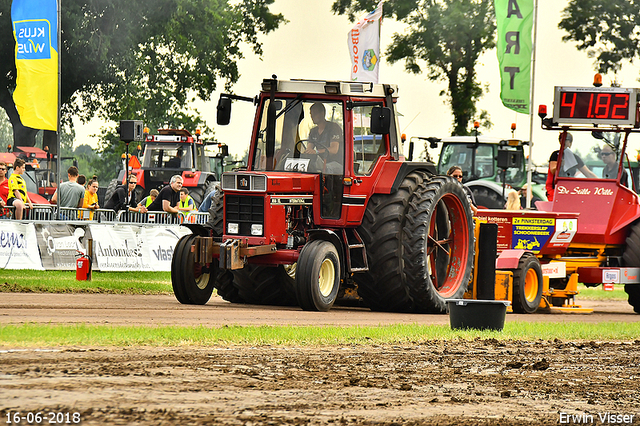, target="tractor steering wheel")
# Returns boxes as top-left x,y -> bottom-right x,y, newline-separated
295,139 -> 309,155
